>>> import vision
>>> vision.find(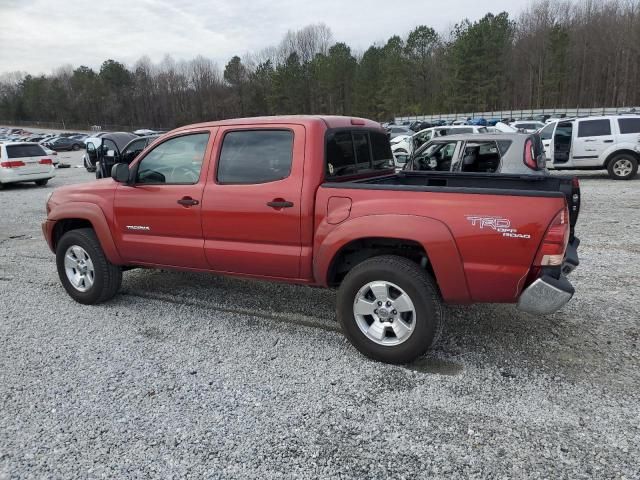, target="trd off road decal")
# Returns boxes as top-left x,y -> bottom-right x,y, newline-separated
465,215 -> 531,239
